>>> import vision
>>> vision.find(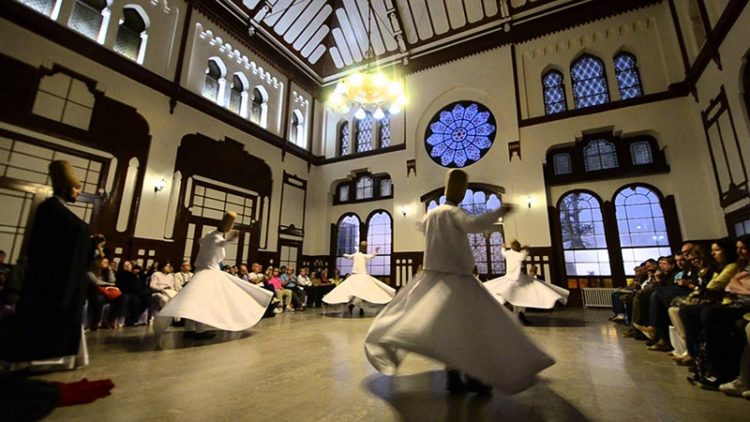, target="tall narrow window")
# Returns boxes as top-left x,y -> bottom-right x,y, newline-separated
379,112 -> 391,147
613,52 -> 643,100
553,152 -> 573,175
336,215 -> 360,276
558,192 -> 610,276
584,139 -> 618,171
113,7 -> 147,63
338,184 -> 349,202
339,122 -> 351,156
249,87 -> 267,127
203,59 -> 224,104
18,0 -> 60,18
228,74 -> 245,116
571,54 -> 610,109
289,110 -> 305,148
367,212 -> 392,276
542,69 -> 567,115
68,0 -> 110,44
356,112 -> 374,152
380,178 -> 392,197
355,176 -> 373,200
615,186 -> 671,275
630,141 -> 653,165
